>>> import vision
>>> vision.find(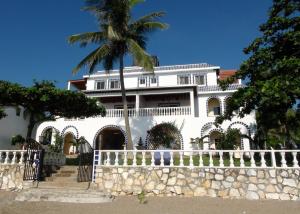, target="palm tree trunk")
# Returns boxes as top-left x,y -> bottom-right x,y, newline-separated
119,53 -> 134,150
